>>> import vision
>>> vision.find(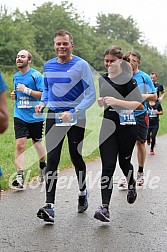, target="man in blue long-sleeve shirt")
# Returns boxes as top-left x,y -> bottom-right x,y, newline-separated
36,30 -> 96,223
